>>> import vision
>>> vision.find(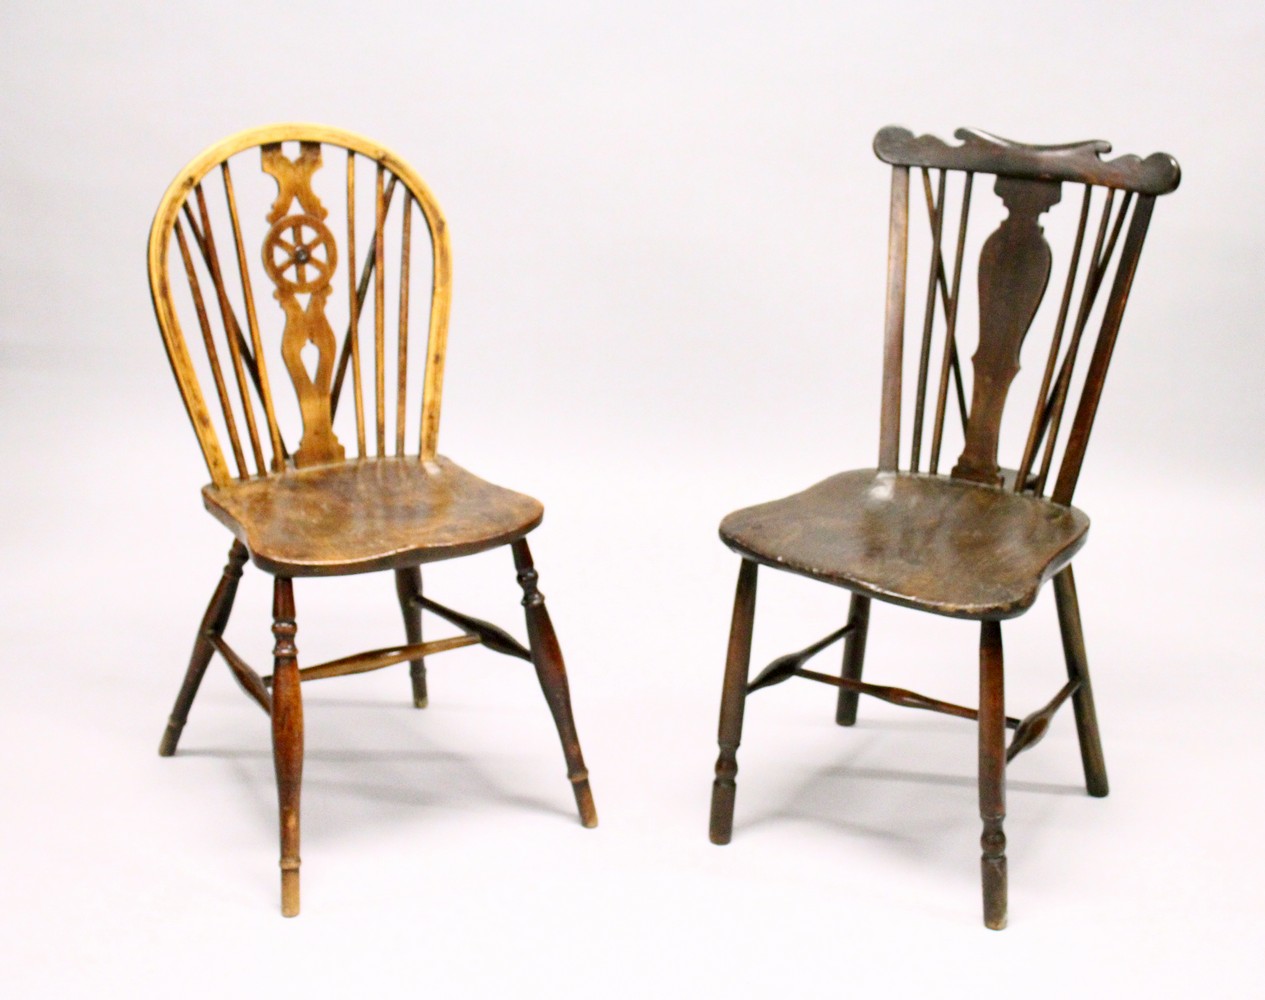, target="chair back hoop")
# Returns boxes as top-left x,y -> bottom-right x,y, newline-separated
871,126 -> 1180,503
148,124 -> 453,486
